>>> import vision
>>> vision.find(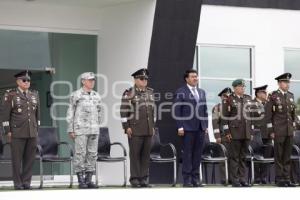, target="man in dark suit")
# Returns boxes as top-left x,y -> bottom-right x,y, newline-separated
1,70 -> 40,190
173,69 -> 208,187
